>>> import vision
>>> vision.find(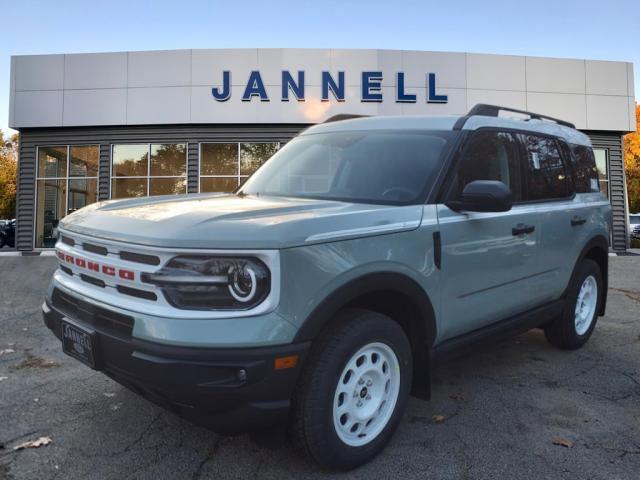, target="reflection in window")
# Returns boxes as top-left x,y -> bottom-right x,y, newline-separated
570,145 -> 600,194
112,144 -> 148,177
200,177 -> 239,193
150,177 -> 187,196
38,146 -> 67,178
200,142 -> 279,193
70,146 -> 99,177
201,143 -> 237,175
111,178 -> 147,199
36,145 -> 98,248
521,134 -> 567,201
151,144 -> 187,176
110,143 -> 187,198
68,179 -> 97,214
36,180 -> 66,248
241,143 -> 279,175
594,149 -> 608,198
455,131 -> 522,202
